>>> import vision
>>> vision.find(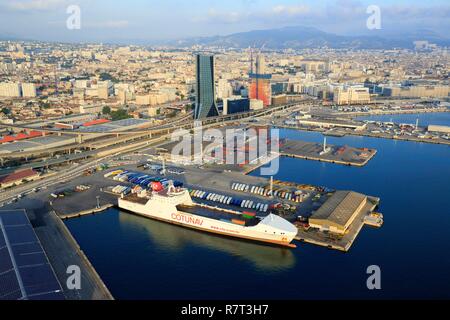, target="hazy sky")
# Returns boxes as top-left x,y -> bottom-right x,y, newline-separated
0,0 -> 449,43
